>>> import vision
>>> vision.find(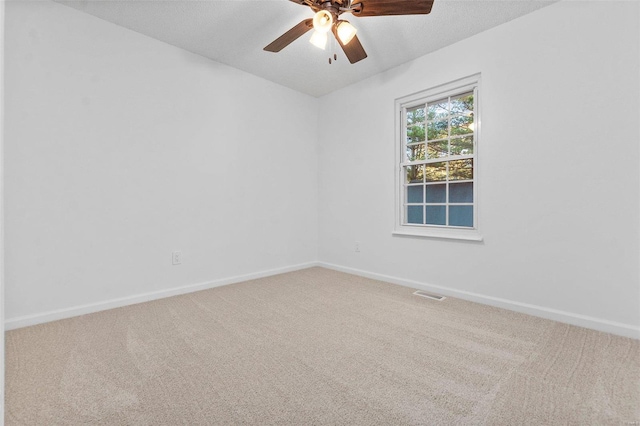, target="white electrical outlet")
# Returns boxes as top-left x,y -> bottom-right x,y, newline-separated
172,251 -> 182,265
355,241 -> 361,252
